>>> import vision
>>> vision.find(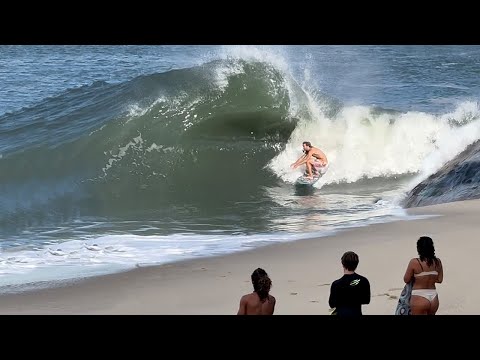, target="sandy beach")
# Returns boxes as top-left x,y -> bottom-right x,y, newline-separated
0,198 -> 477,315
